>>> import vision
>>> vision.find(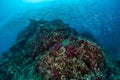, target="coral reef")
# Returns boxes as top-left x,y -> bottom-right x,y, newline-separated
0,19 -> 119,80
40,38 -> 105,80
